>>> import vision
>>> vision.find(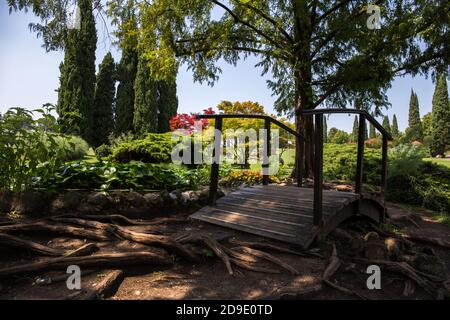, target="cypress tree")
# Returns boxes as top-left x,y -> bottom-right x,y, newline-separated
133,55 -> 159,136
157,80 -> 179,133
406,90 -> 423,142
351,116 -> 359,142
369,123 -> 376,139
57,0 -> 97,142
382,116 -> 391,134
430,73 -> 450,157
92,53 -> 116,147
391,114 -> 399,138
115,9 -> 139,135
